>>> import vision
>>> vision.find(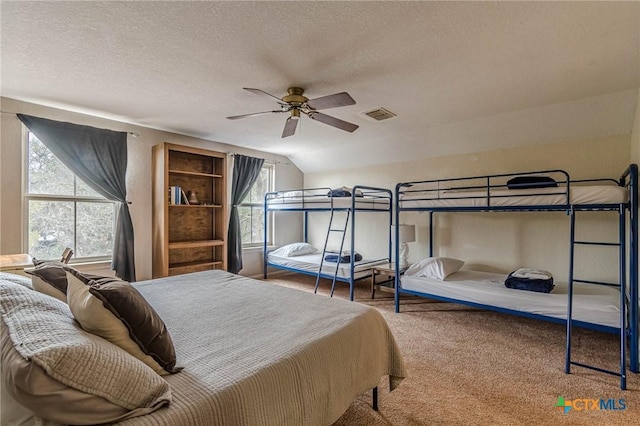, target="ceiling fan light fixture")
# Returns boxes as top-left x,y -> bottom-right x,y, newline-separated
229,86 -> 359,138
